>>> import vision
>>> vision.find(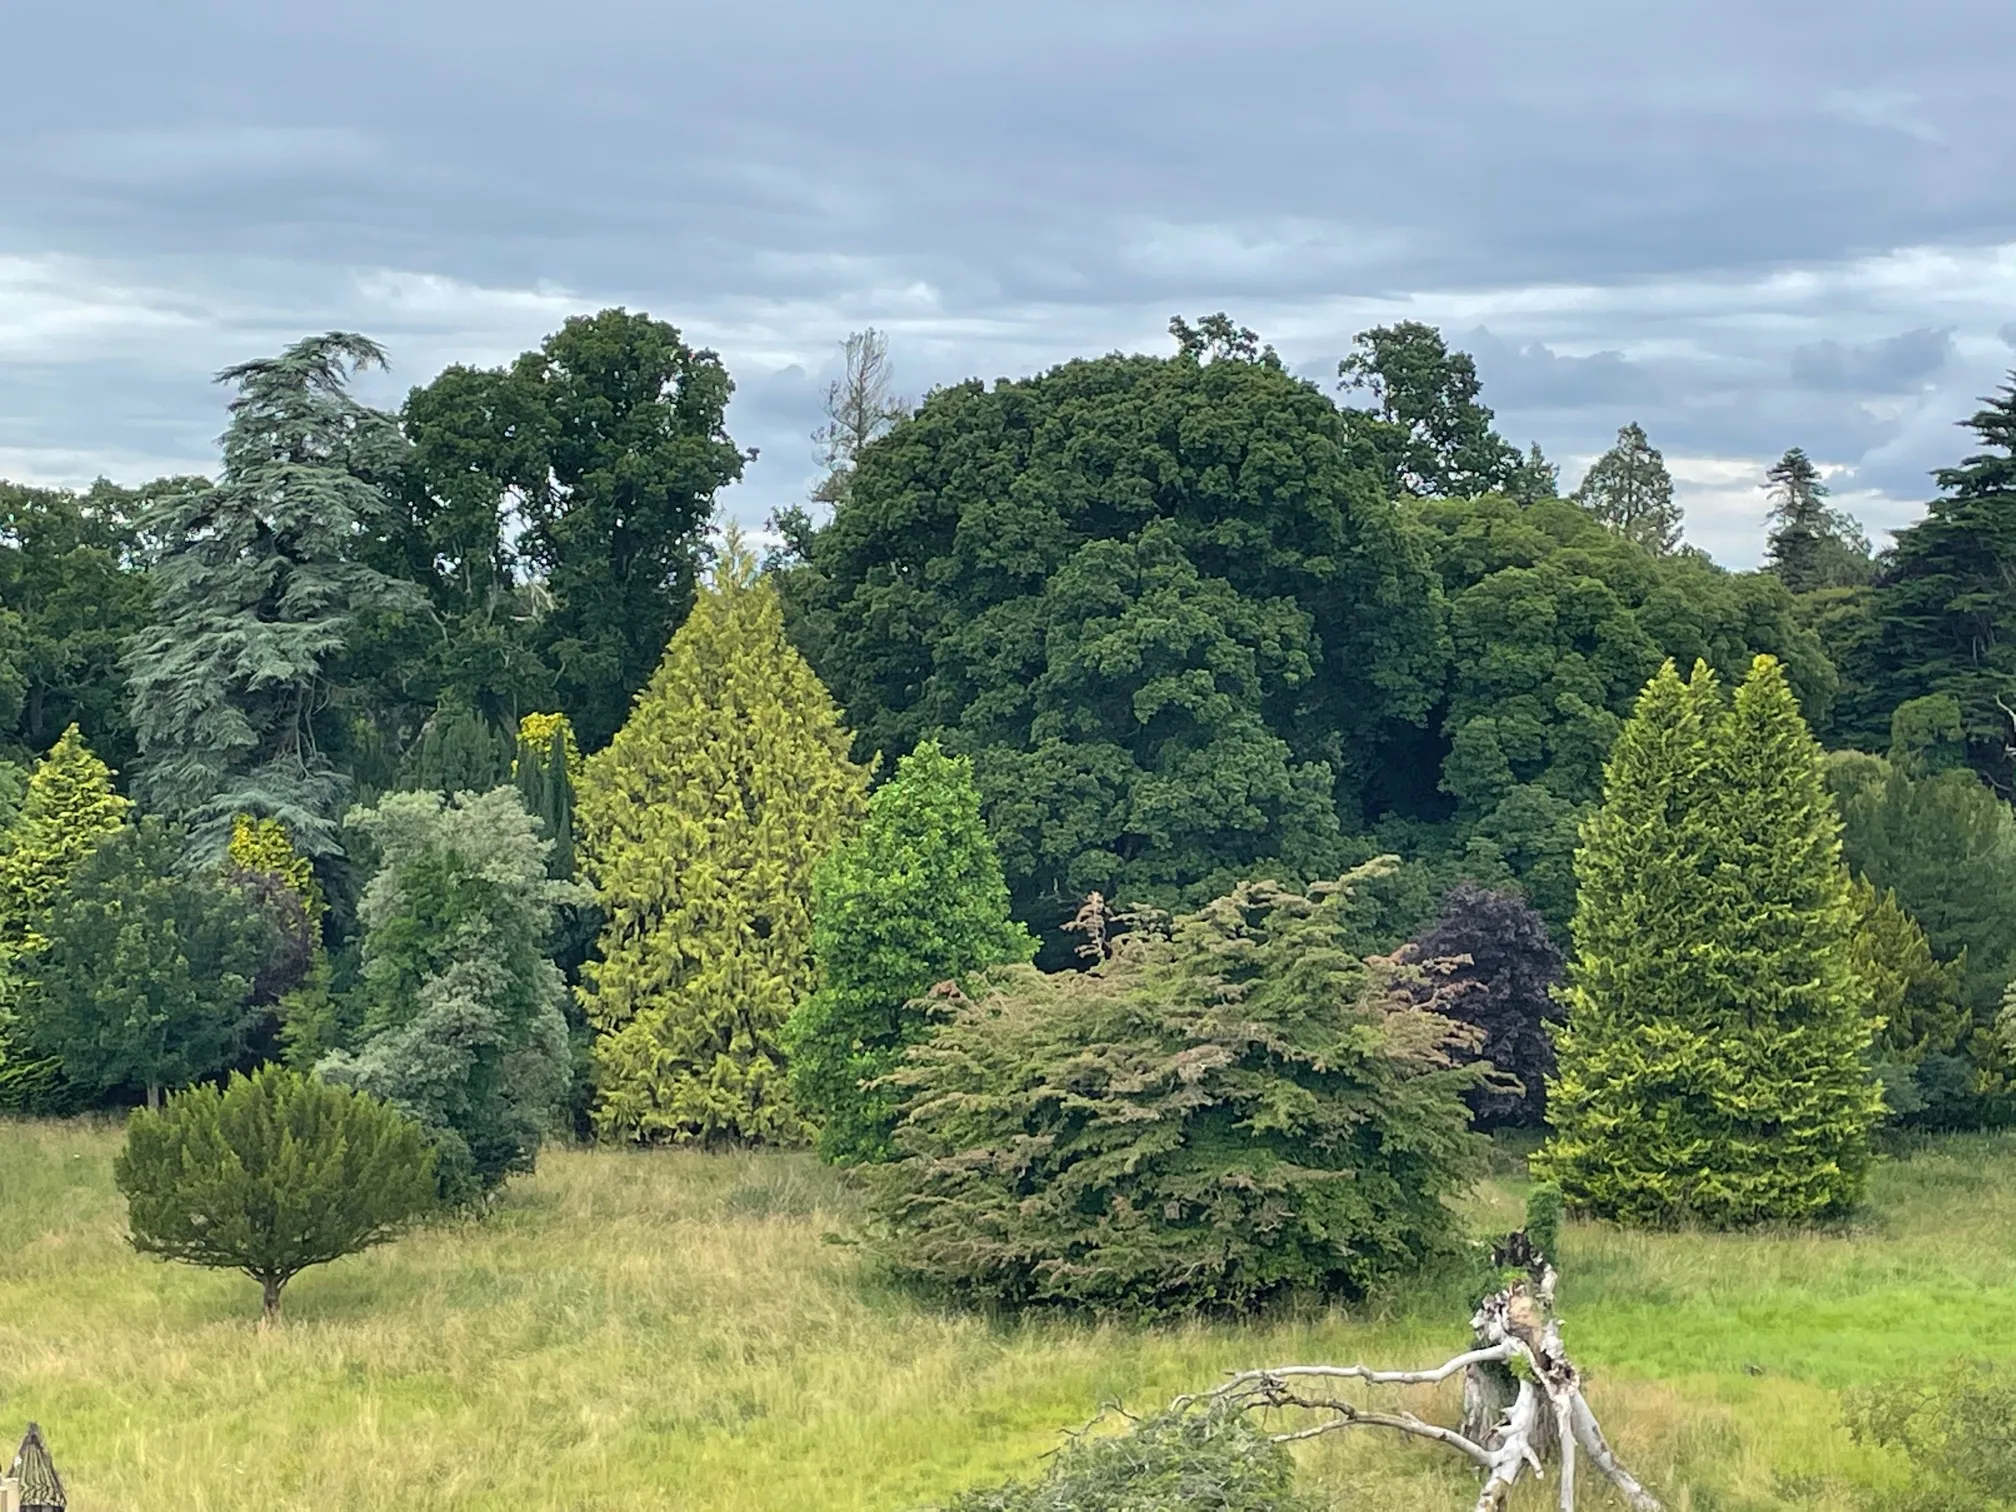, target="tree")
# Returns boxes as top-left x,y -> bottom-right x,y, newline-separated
19,816 -> 272,1108
1847,876 -> 1970,1124
321,788 -> 583,1202
124,333 -> 419,859
1537,657 -> 1882,1226
516,310 -> 748,749
114,1065 -> 435,1325
790,329 -> 1447,949
811,327 -> 907,506
0,478 -> 166,770
1574,422 -> 1682,555
394,697 -> 514,795
512,712 -> 582,880
1336,322 -> 1523,498
784,741 -> 1034,1163
0,725 -> 135,1108
1861,376 -> 2016,790
875,867 -> 1484,1314
1505,442 -> 1560,505
1406,882 -> 1564,1127
578,535 -> 869,1143
1762,447 -> 1873,593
